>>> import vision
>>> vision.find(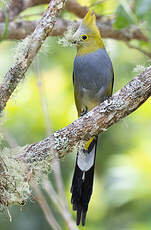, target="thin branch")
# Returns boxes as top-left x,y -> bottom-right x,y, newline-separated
0,0 -> 66,114
34,57 -> 53,135
0,20 -> 37,39
0,0 -> 147,42
0,0 -> 89,22
34,57 -> 65,201
19,66 -> 151,163
126,42 -> 151,59
0,0 -> 101,22
42,176 -> 79,230
34,57 -> 76,230
1,67 -> 151,215
52,158 -> 67,204
65,0 -> 90,19
97,20 -> 148,42
0,17 -> 148,41
0,0 -> 49,22
32,183 -> 62,230
129,0 -> 136,12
